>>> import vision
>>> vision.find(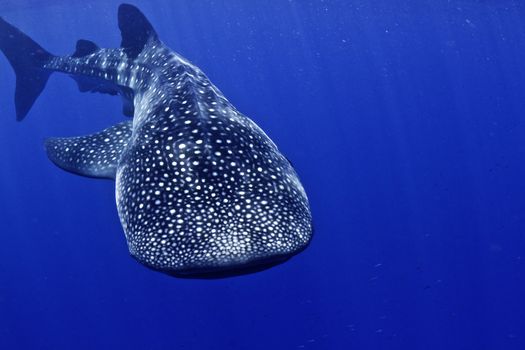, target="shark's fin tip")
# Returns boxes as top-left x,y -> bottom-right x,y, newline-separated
72,39 -> 99,58
118,3 -> 158,59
